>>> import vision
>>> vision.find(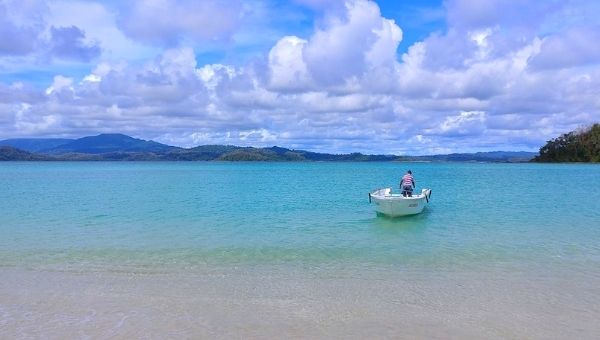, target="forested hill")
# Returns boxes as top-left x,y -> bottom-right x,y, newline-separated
0,146 -> 53,161
533,124 -> 600,162
1,133 -> 535,162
